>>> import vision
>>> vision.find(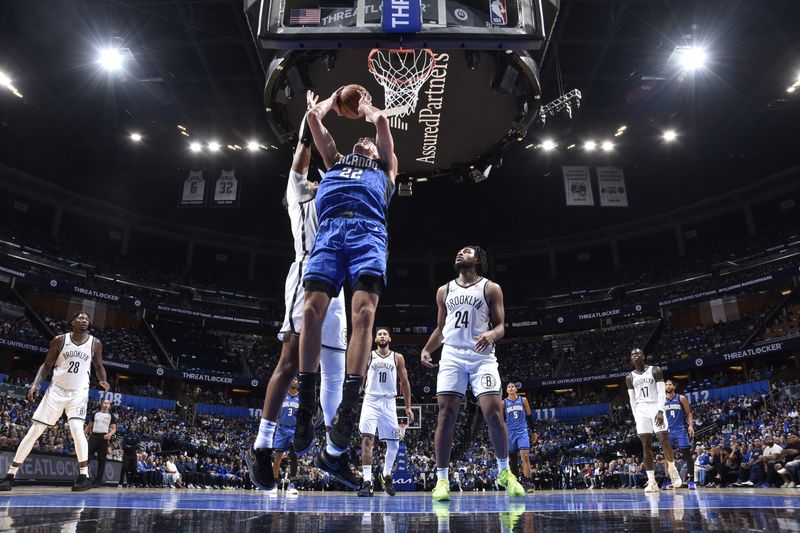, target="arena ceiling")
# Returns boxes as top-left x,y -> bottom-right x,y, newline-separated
0,0 -> 799,251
